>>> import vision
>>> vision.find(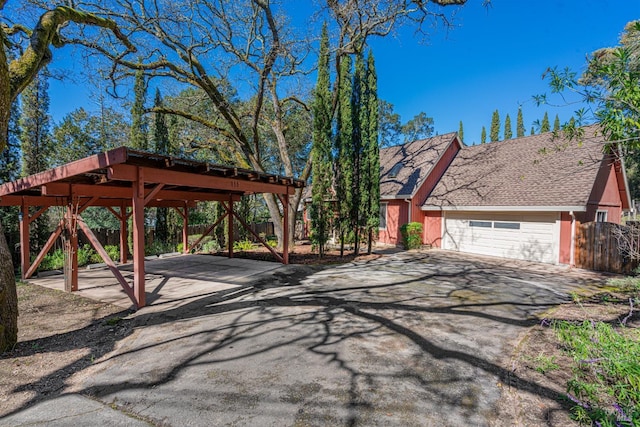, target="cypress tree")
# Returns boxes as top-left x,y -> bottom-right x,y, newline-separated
516,106 -> 525,138
353,51 -> 367,256
130,68 -> 148,150
458,120 -> 464,143
19,71 -> 52,251
364,51 -> 379,255
504,114 -> 513,140
553,114 -> 561,132
481,126 -> 486,144
541,112 -> 550,133
335,55 -> 354,256
153,89 -> 170,244
490,110 -> 500,142
530,126 -> 535,136
310,24 -> 333,257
